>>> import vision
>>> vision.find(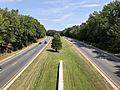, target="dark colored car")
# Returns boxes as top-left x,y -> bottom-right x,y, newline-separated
44,41 -> 47,44
39,42 -> 42,44
0,66 -> 2,70
70,40 -> 73,42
